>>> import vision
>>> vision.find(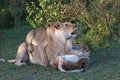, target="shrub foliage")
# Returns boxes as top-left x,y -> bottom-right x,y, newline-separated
0,0 -> 26,29
0,0 -> 119,50
26,0 -> 120,50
